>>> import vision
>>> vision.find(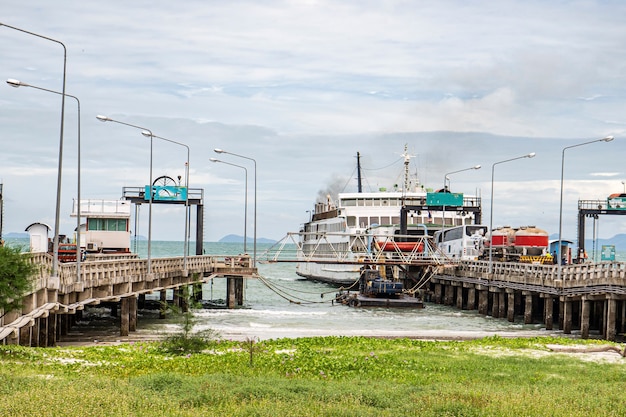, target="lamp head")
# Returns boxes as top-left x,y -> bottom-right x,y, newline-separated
214,148 -> 224,154
209,158 -> 220,162
603,136 -> 614,142
141,130 -> 152,138
473,165 -> 481,169
527,152 -> 536,158
96,115 -> 111,122
6,78 -> 23,88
